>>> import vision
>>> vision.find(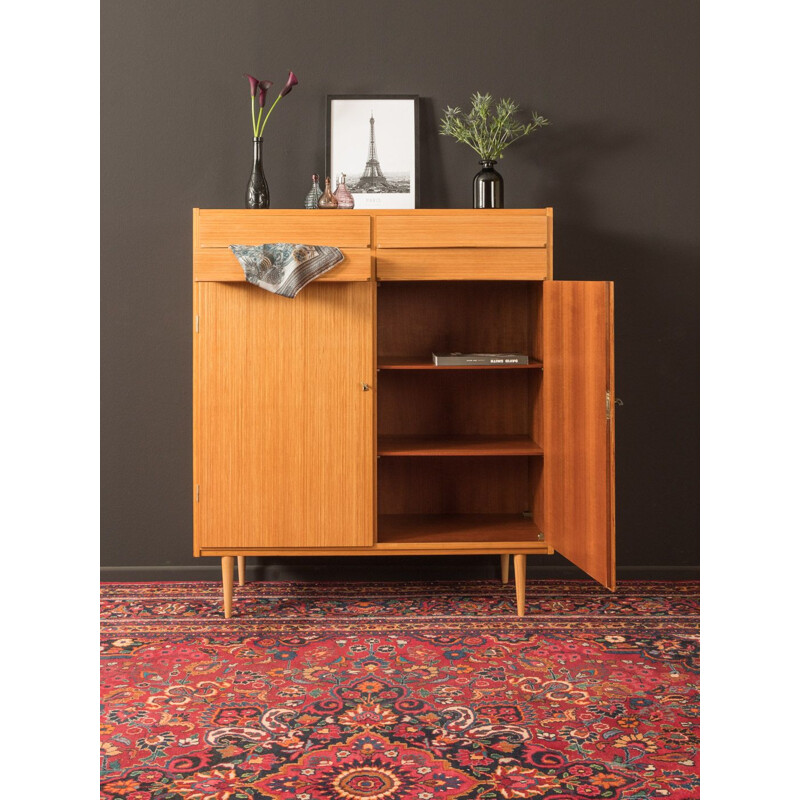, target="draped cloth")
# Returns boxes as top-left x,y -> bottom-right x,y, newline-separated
229,243 -> 344,298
